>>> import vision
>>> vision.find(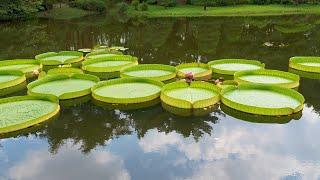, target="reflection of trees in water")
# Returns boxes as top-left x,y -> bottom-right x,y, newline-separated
30,103 -> 222,153
43,103 -> 132,154
113,105 -> 223,141
299,78 -> 320,114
